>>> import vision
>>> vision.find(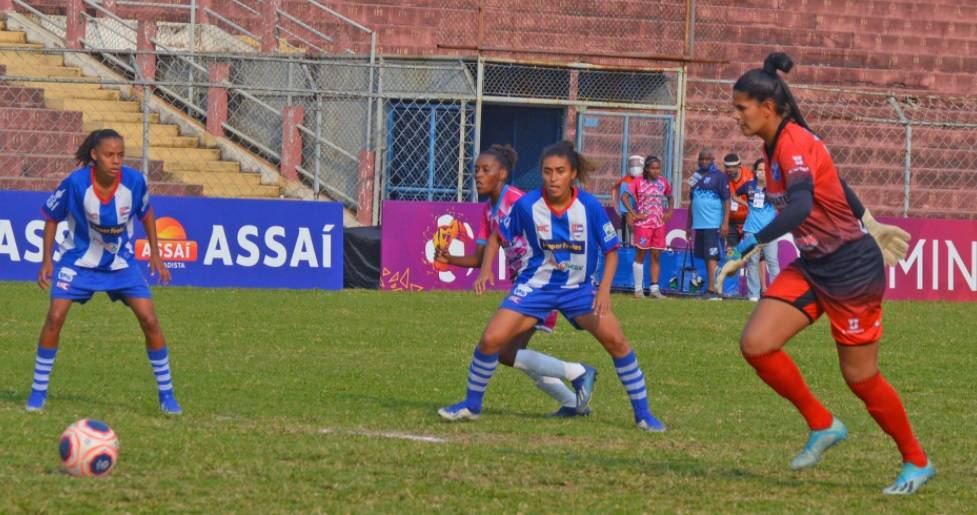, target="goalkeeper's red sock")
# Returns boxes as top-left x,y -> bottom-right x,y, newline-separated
744,350 -> 833,431
848,372 -> 927,467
